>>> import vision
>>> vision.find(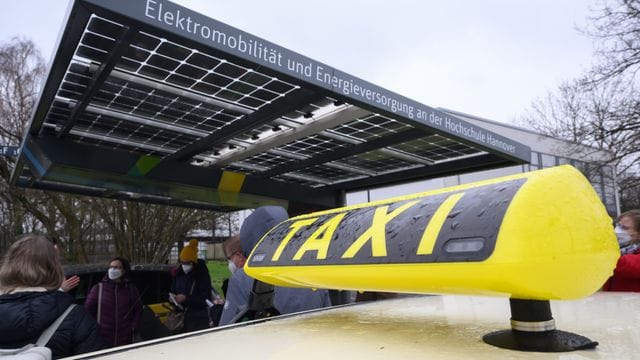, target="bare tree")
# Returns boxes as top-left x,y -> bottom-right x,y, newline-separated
0,38 -> 237,261
517,0 -> 640,211
0,39 -> 94,259
90,199 -> 213,263
518,76 -> 639,210
585,0 -> 640,82
0,38 -> 43,145
0,37 -> 47,249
